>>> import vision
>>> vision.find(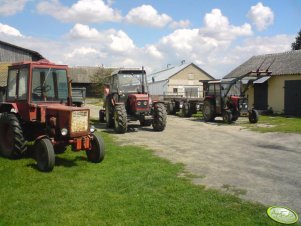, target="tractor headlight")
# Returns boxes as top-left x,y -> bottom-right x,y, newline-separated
90,125 -> 96,133
137,101 -> 141,106
143,101 -> 147,106
61,128 -> 68,136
